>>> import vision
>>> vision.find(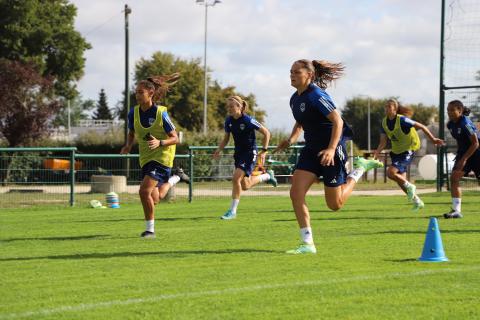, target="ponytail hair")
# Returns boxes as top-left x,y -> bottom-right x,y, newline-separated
387,98 -> 414,118
146,73 -> 181,103
228,95 -> 248,114
448,99 -> 471,116
295,59 -> 345,89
